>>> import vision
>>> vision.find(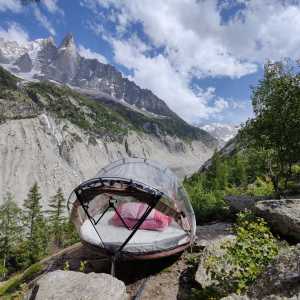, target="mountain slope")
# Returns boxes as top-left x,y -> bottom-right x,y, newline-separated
0,66 -> 216,205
